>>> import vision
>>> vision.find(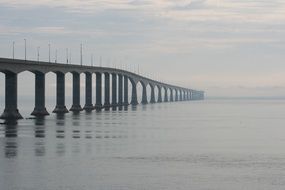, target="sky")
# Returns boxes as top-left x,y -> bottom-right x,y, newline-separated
0,0 -> 285,97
